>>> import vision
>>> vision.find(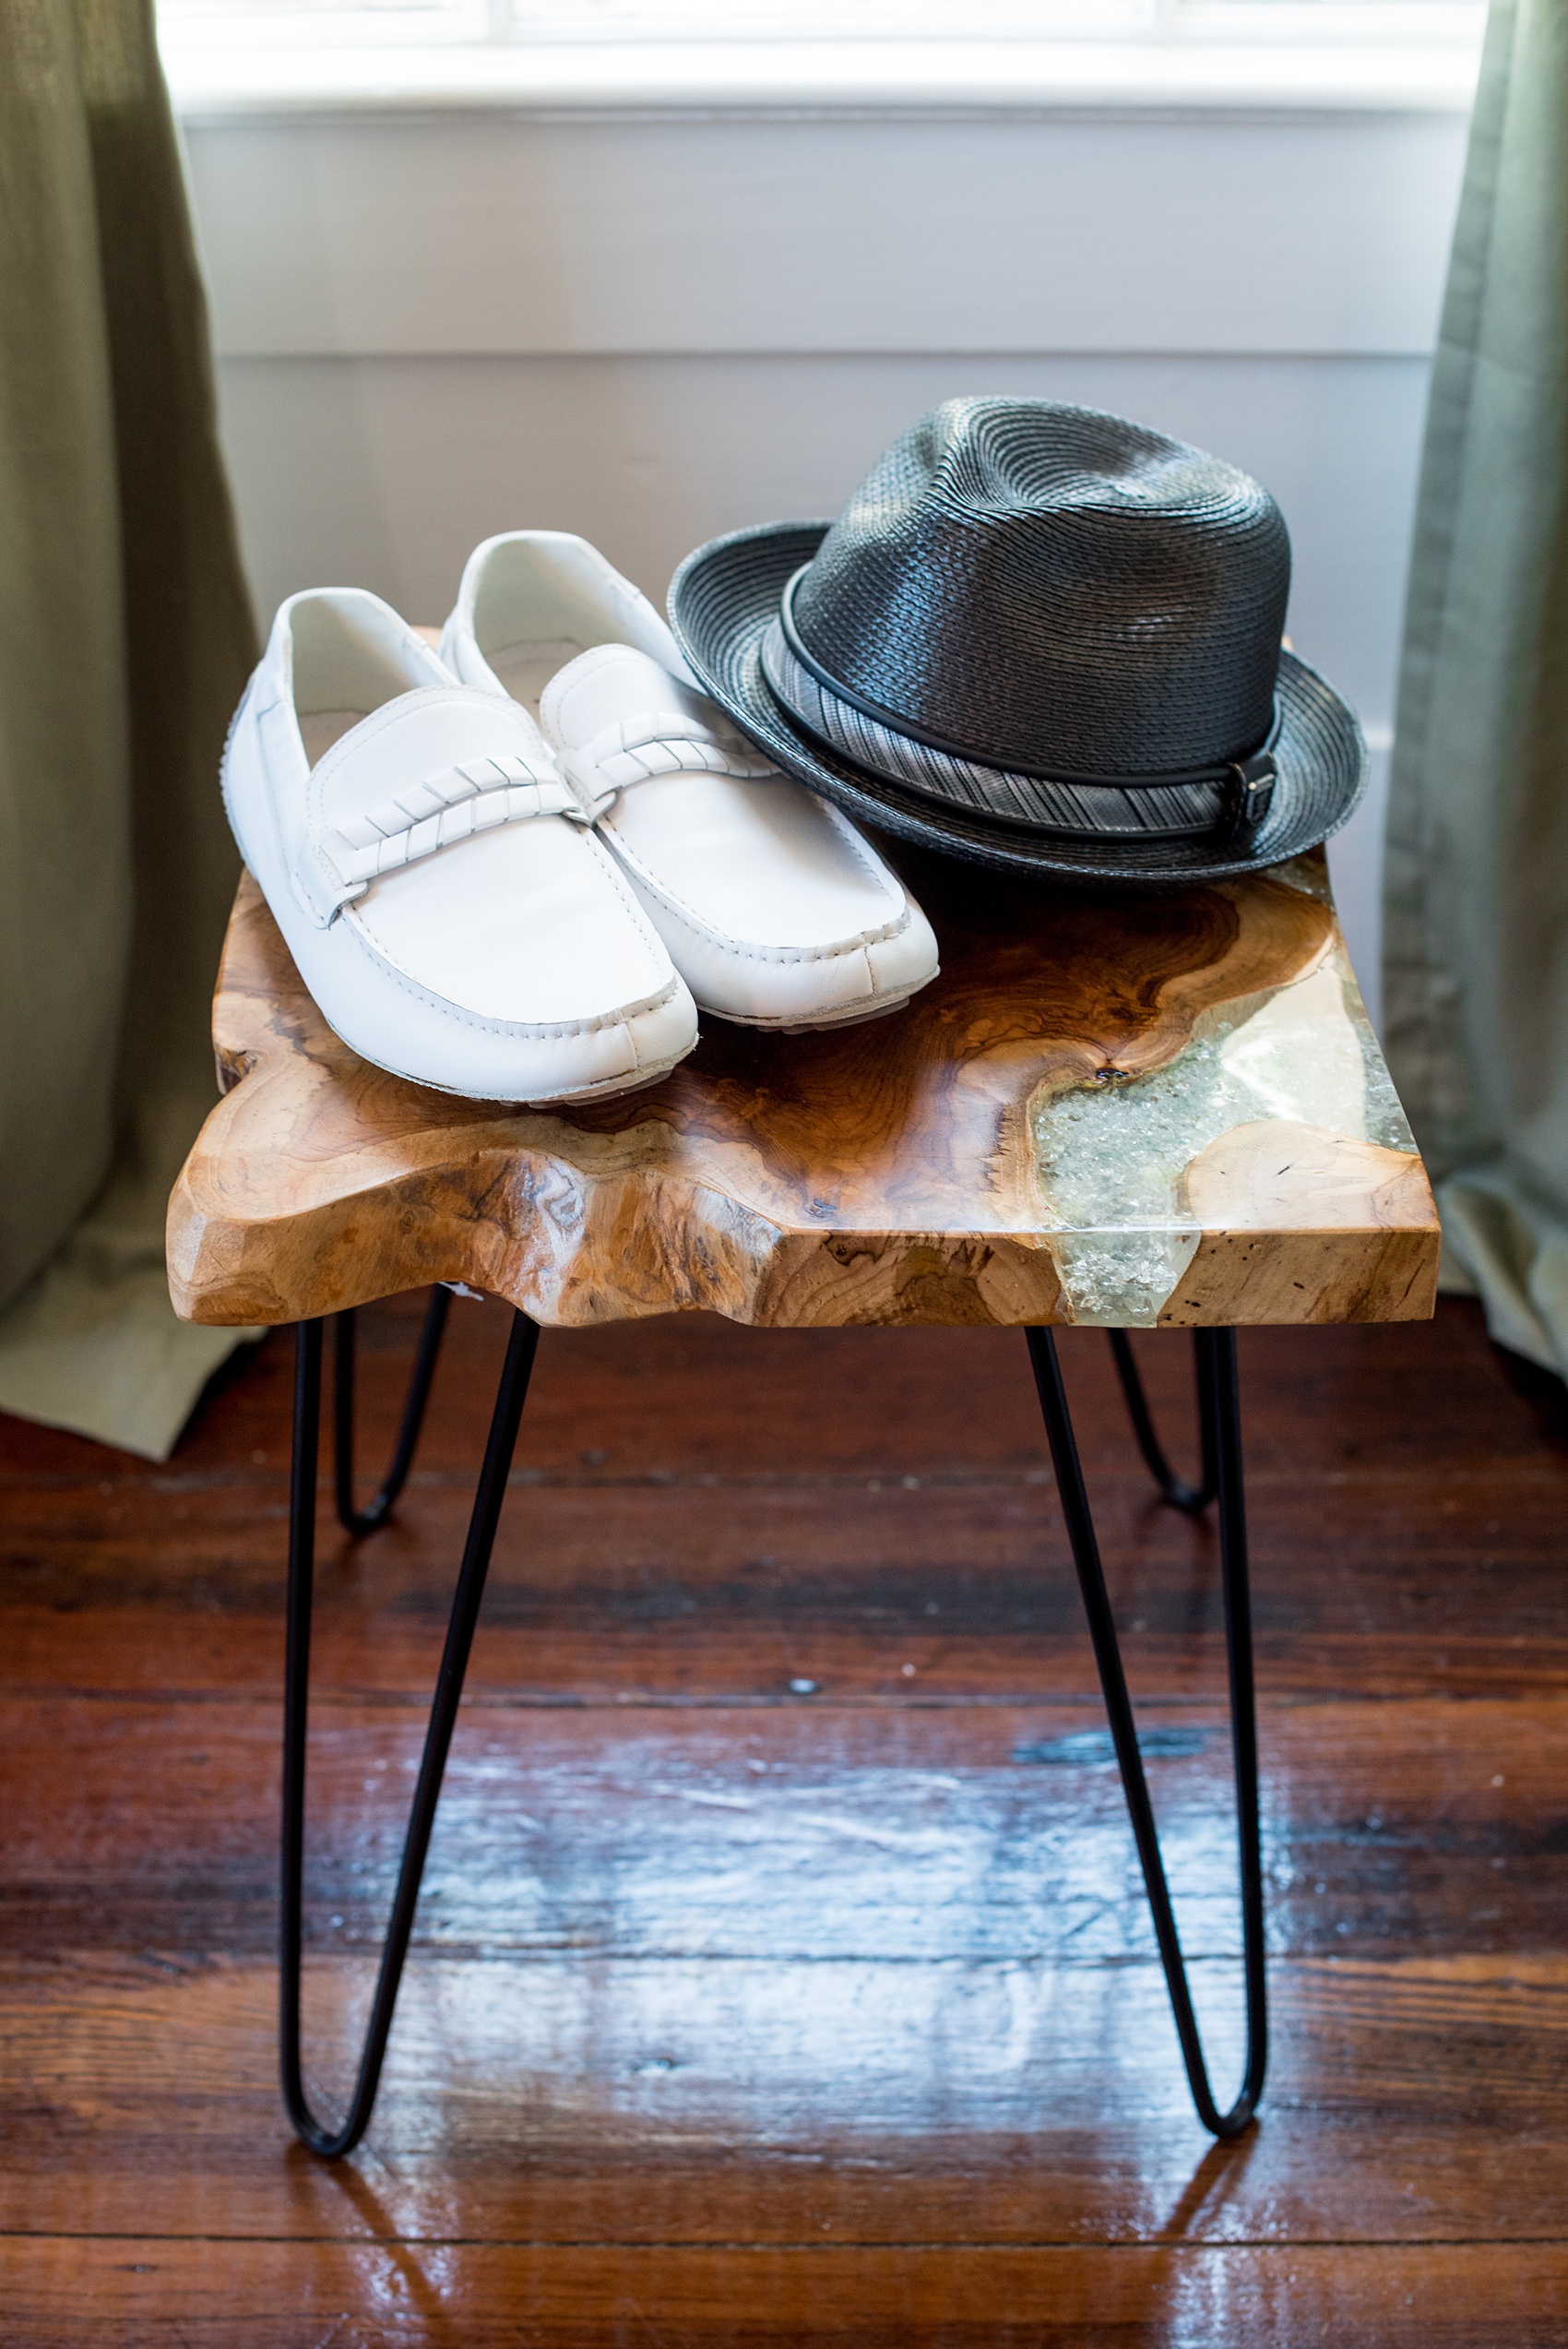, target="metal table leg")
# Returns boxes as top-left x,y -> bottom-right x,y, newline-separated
280,1302 -> 1259,2152
1106,1329 -> 1219,1515
1027,1326 -> 1266,2139
333,1287 -> 452,1537
281,1306 -> 539,2158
